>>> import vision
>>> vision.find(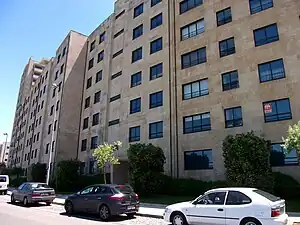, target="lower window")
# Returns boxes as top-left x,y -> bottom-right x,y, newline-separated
184,149 -> 213,170
270,143 -> 299,166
